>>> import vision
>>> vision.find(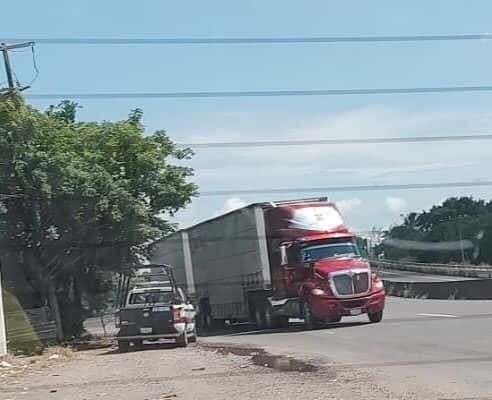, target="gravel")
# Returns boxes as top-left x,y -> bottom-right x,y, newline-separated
0,342 -> 436,400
